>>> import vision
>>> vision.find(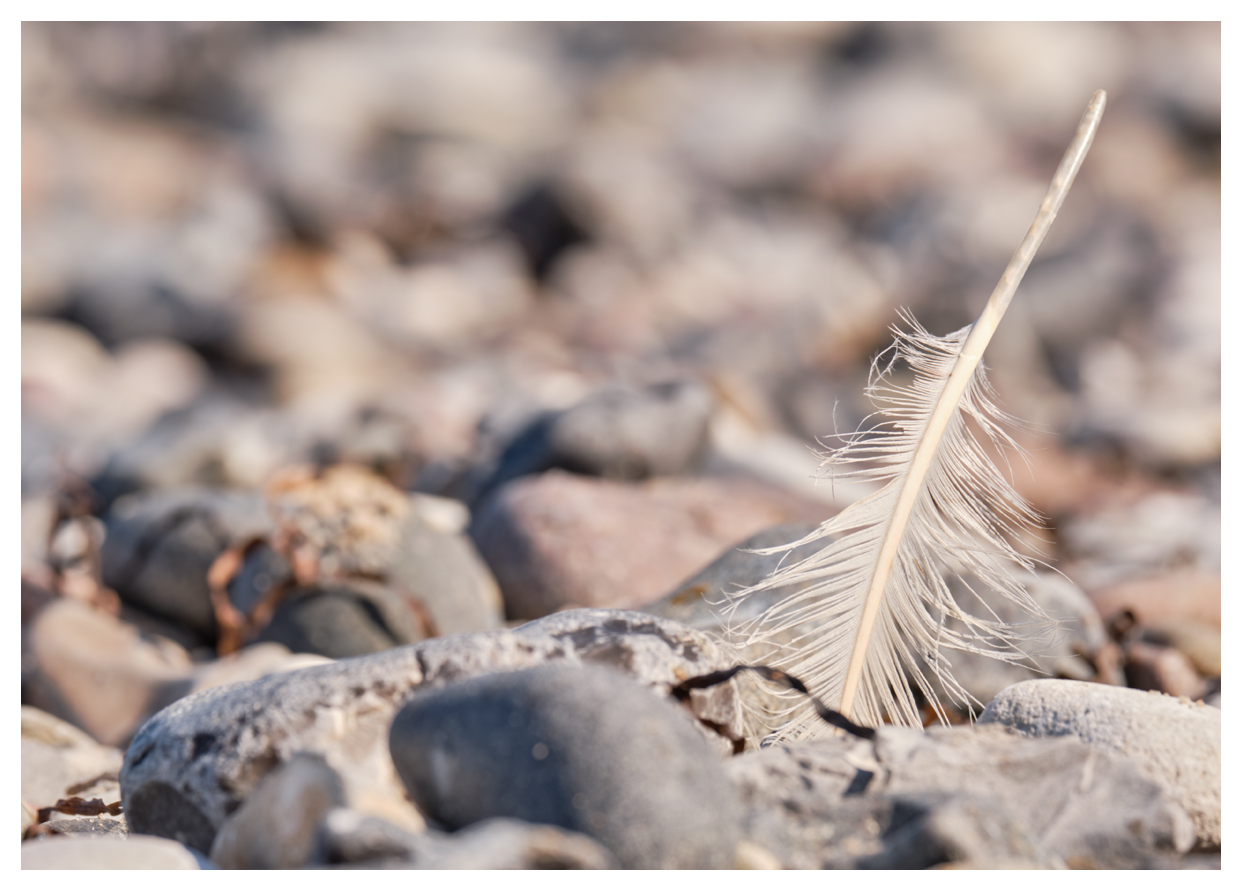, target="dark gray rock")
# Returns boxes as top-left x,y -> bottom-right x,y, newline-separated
980,679 -> 1221,849
389,663 -> 742,868
120,609 -> 743,853
101,487 -> 271,641
253,582 -> 409,659
480,379 -> 713,497
210,752 -> 345,869
726,722 -> 1195,868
